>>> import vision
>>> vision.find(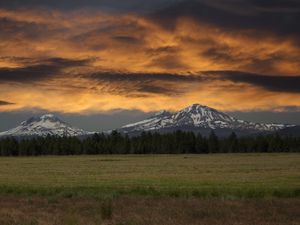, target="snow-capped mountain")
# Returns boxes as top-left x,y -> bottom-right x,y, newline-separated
0,114 -> 93,138
119,104 -> 294,136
